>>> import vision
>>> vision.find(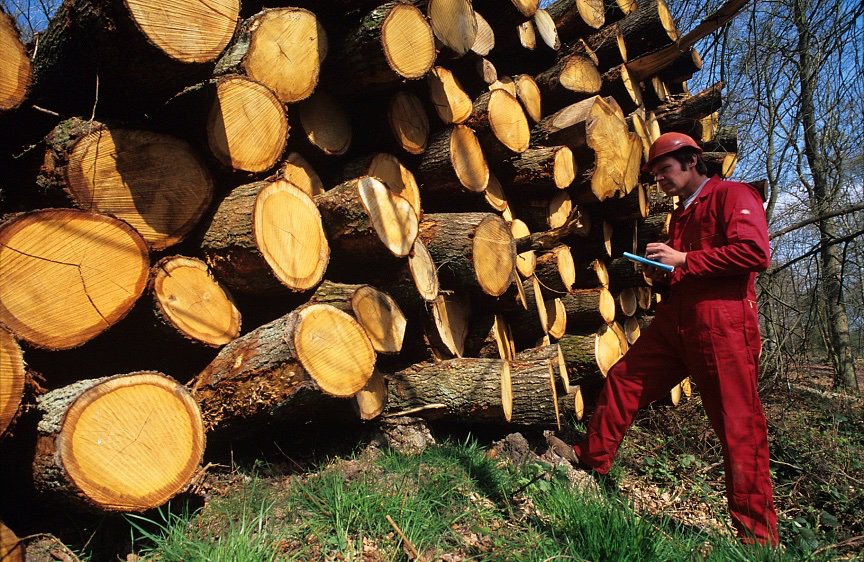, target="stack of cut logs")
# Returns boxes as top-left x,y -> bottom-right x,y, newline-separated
0,0 -> 743,526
